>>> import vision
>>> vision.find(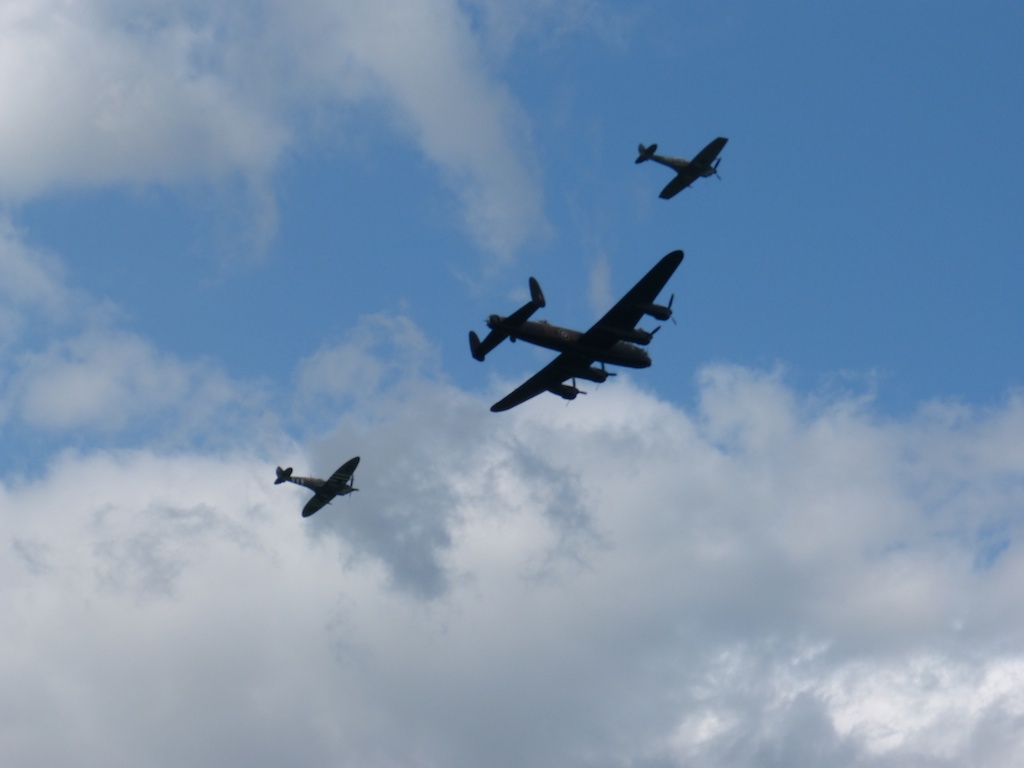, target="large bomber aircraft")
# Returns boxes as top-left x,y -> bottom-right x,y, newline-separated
636,136 -> 728,199
469,250 -> 683,412
275,456 -> 359,517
